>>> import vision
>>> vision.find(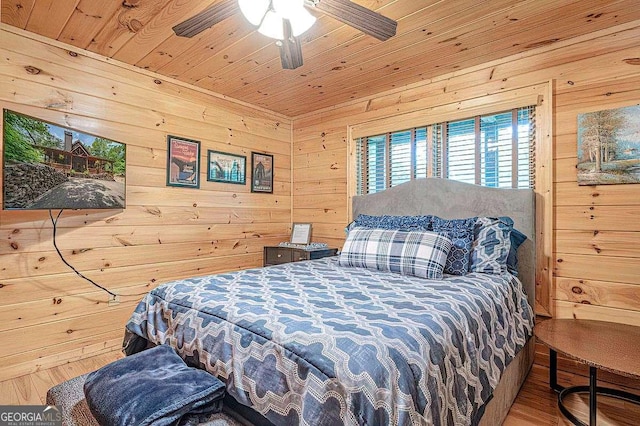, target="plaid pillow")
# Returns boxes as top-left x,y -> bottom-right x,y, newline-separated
470,217 -> 513,274
338,228 -> 452,279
